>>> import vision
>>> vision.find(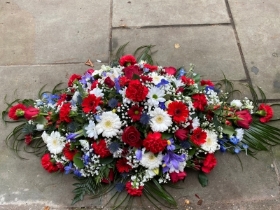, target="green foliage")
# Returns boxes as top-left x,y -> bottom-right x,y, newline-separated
198,172 -> 208,187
